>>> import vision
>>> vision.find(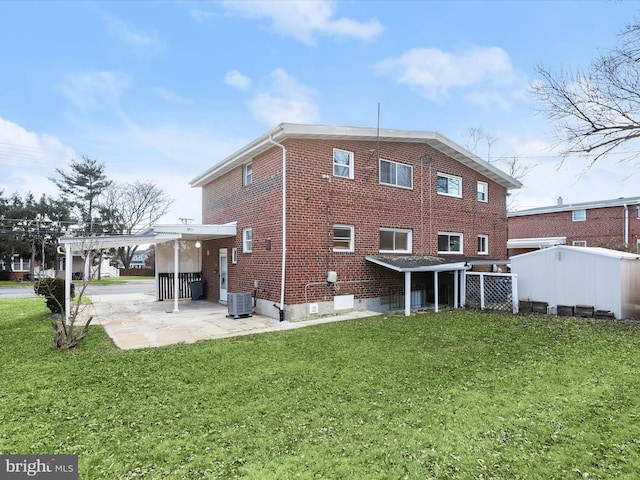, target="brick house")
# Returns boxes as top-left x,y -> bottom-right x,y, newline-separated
190,124 -> 521,321
508,196 -> 640,256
